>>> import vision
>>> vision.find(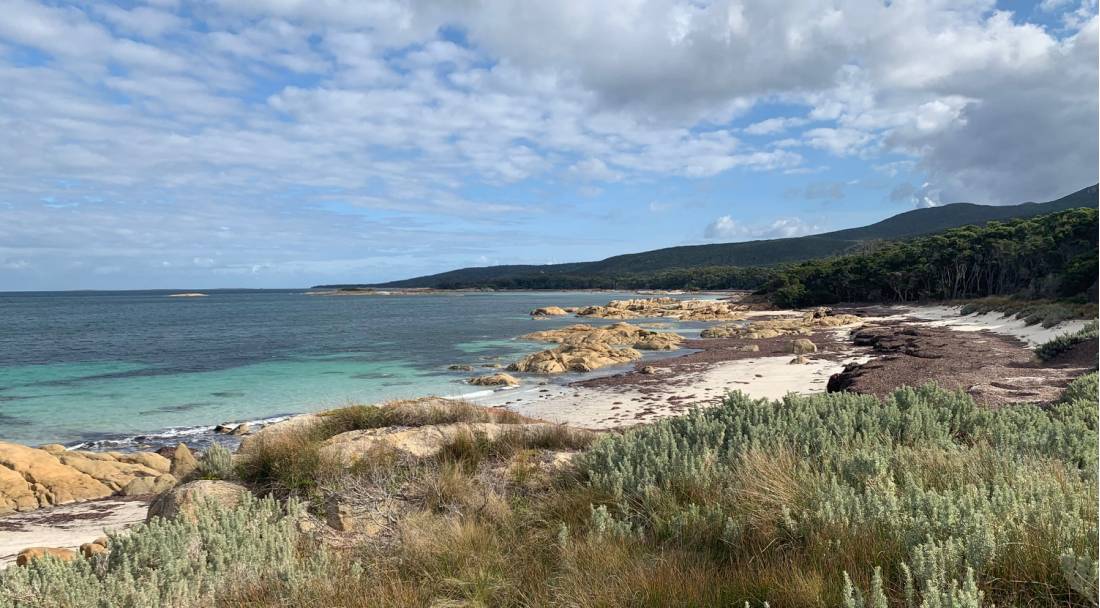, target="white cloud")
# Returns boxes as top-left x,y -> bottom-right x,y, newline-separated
703,214 -> 821,240
0,0 -> 1095,288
